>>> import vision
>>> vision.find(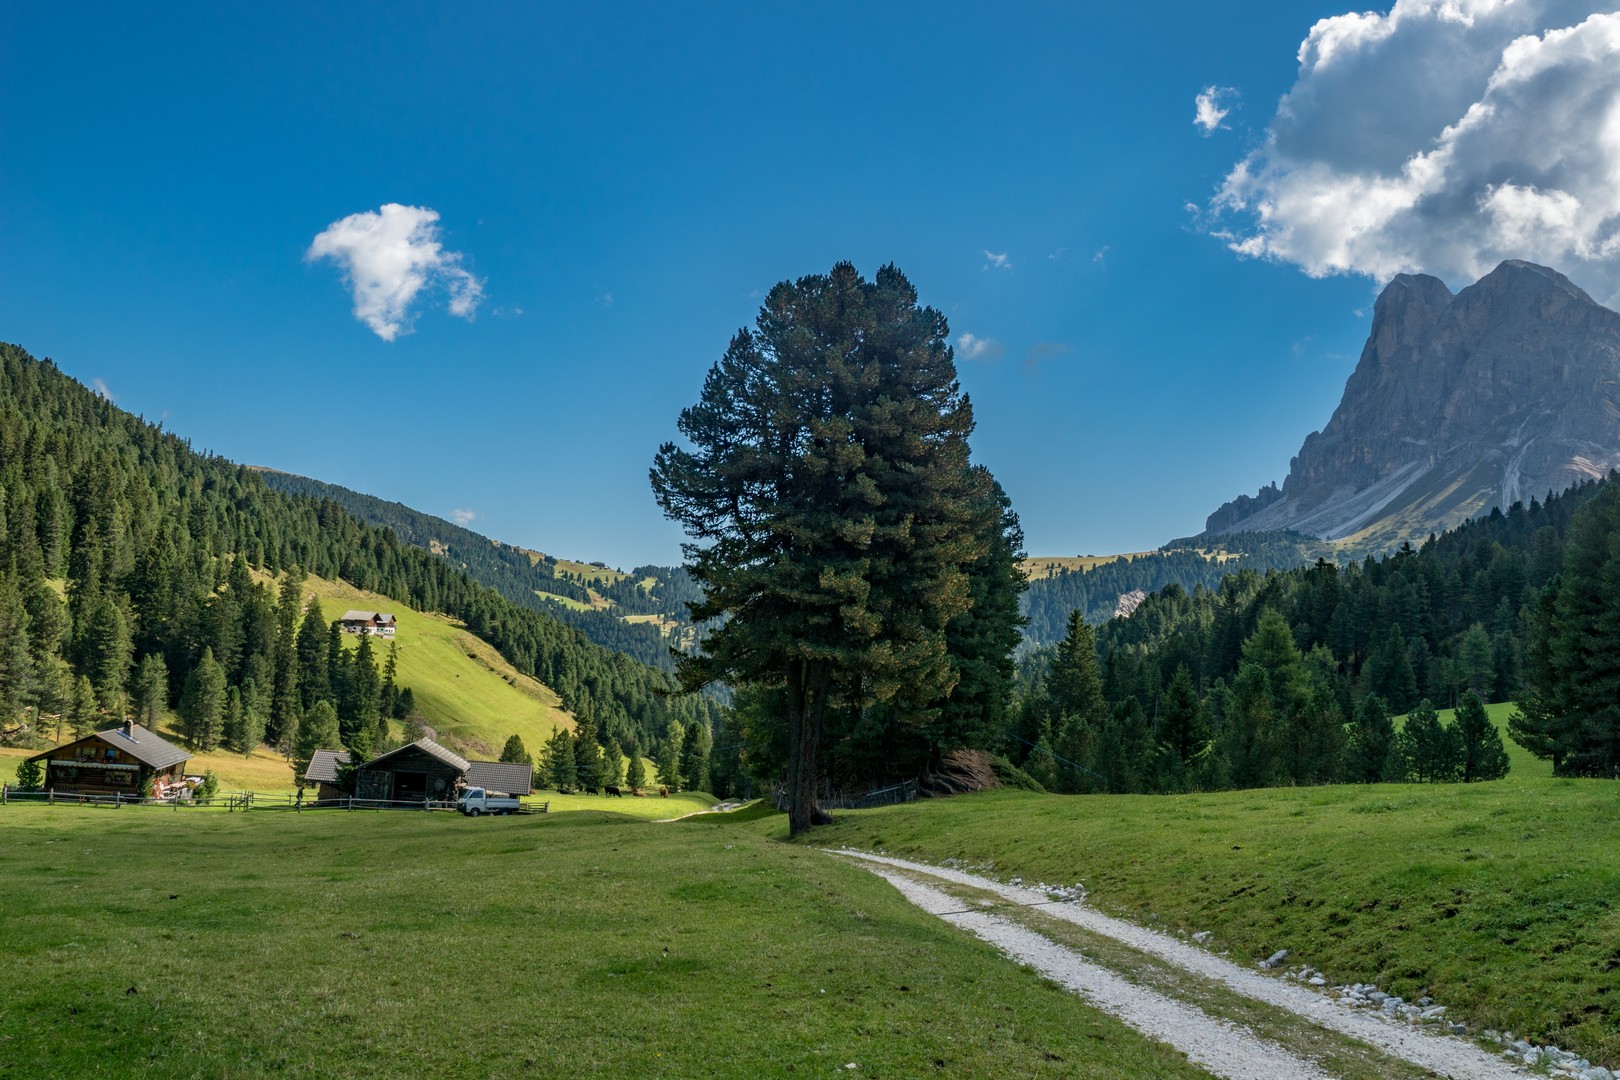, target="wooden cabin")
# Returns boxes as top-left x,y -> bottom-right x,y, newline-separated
302,737 -> 532,802
24,721 -> 190,796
